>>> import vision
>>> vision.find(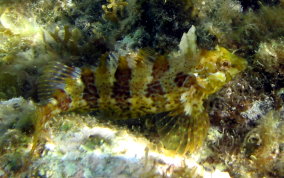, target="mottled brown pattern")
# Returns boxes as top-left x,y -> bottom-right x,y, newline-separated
112,67 -> 132,101
152,56 -> 169,80
53,89 -> 72,111
34,46 -> 247,156
81,69 -> 99,108
174,72 -> 196,87
146,81 -> 165,97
